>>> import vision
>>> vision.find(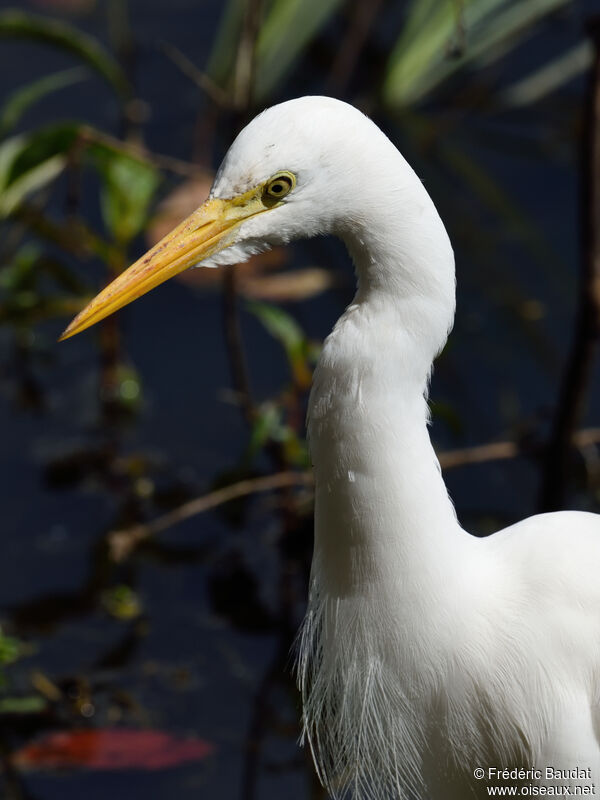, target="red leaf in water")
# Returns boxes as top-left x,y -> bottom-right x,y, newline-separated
13,728 -> 214,771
